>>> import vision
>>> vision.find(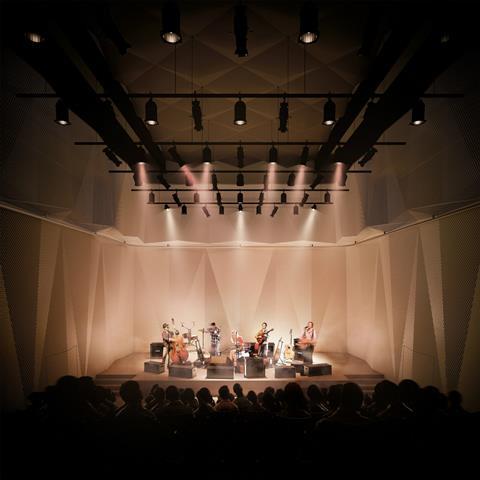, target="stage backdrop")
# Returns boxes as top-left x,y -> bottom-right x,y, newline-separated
1,206 -> 479,410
